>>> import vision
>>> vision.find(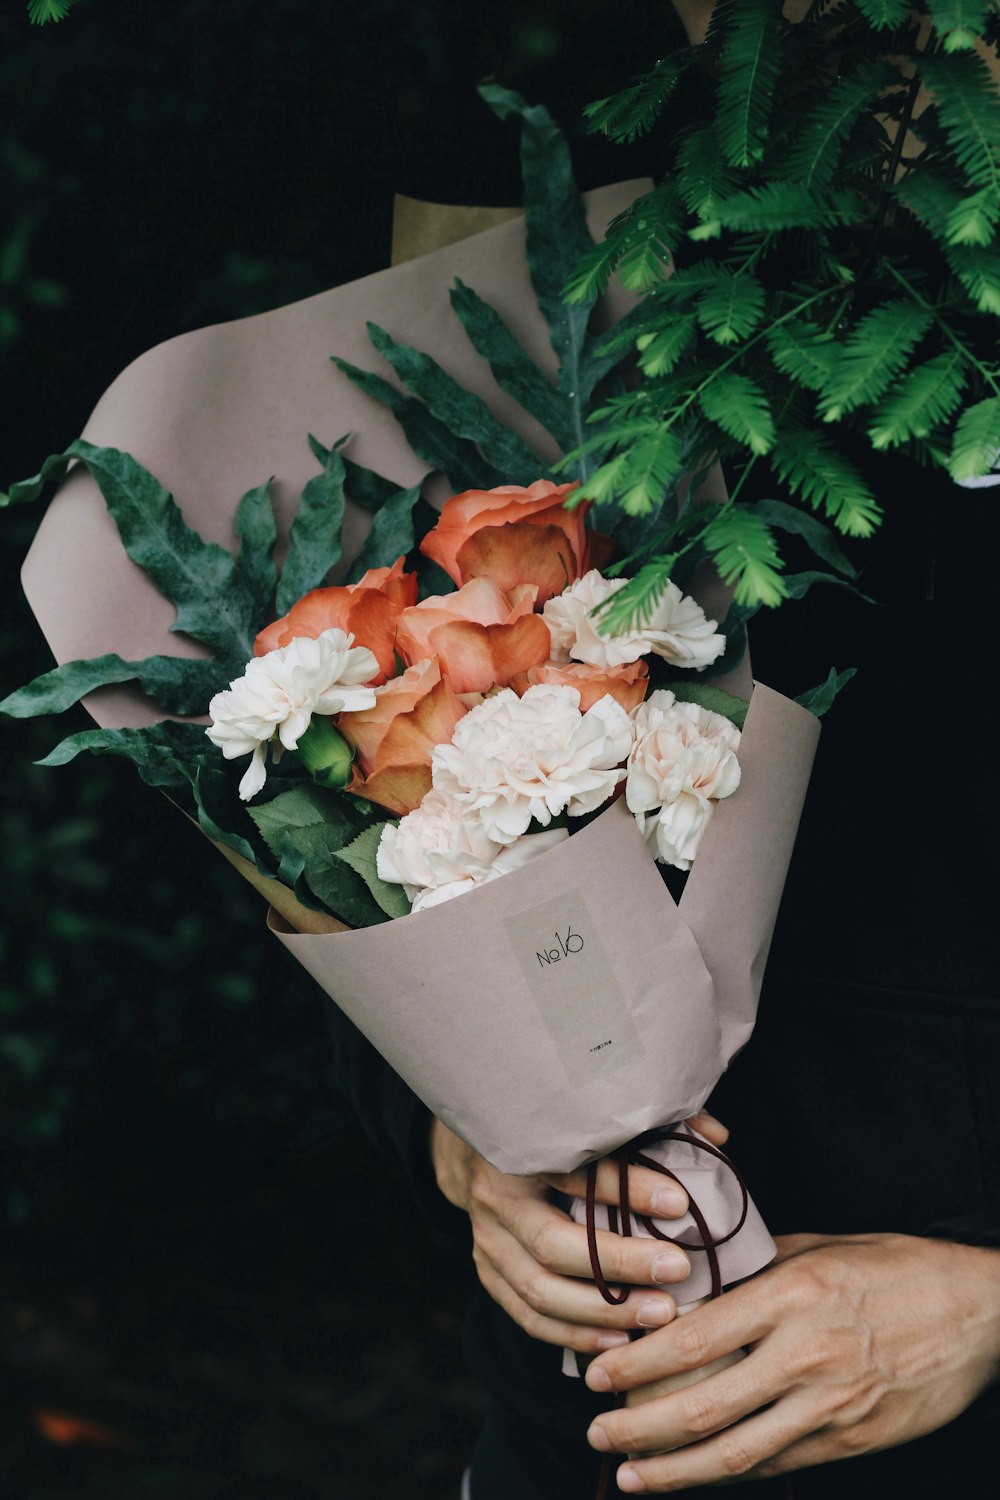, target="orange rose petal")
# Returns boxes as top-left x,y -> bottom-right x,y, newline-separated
455,522 -> 577,604
510,659 -> 649,713
420,481 -> 583,584
351,761 -> 433,817
373,676 -> 468,771
426,620 -> 499,694
339,660 -> 442,771
487,613 -> 552,686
